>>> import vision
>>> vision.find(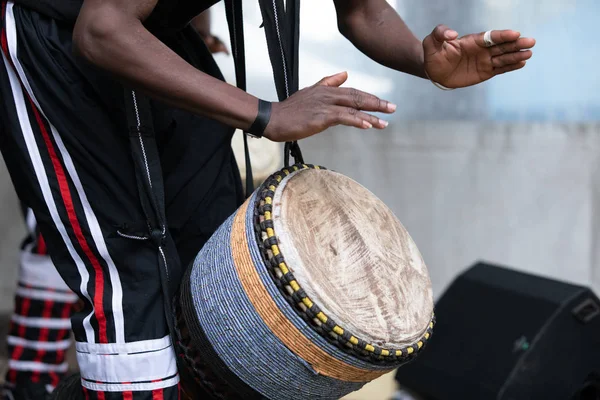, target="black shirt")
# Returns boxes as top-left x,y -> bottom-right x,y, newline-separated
12,0 -> 220,33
